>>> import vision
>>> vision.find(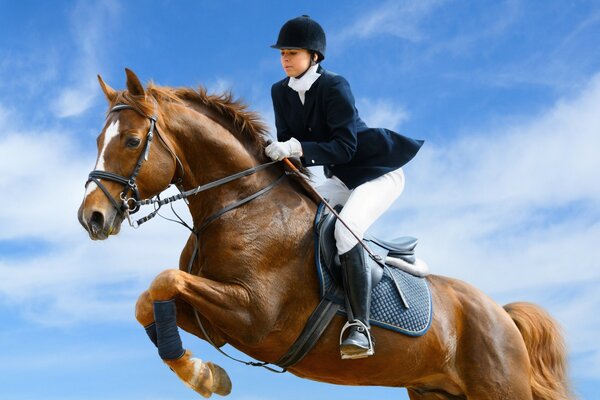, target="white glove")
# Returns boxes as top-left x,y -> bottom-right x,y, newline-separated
265,137 -> 303,161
